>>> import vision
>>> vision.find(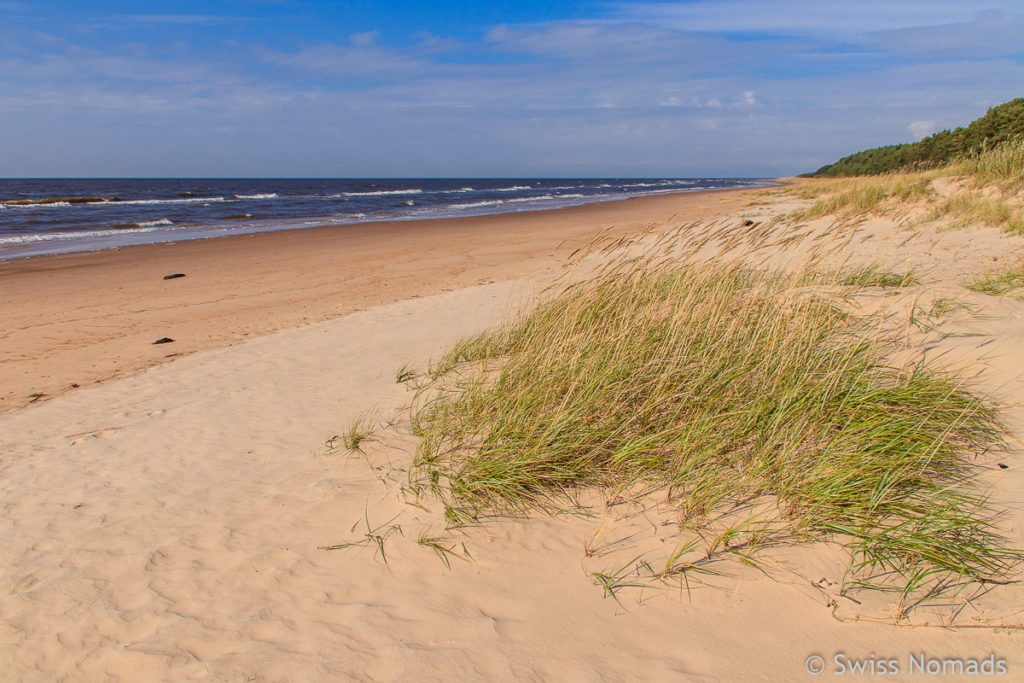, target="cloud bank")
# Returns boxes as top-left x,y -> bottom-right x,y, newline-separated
2,2 -> 1022,177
